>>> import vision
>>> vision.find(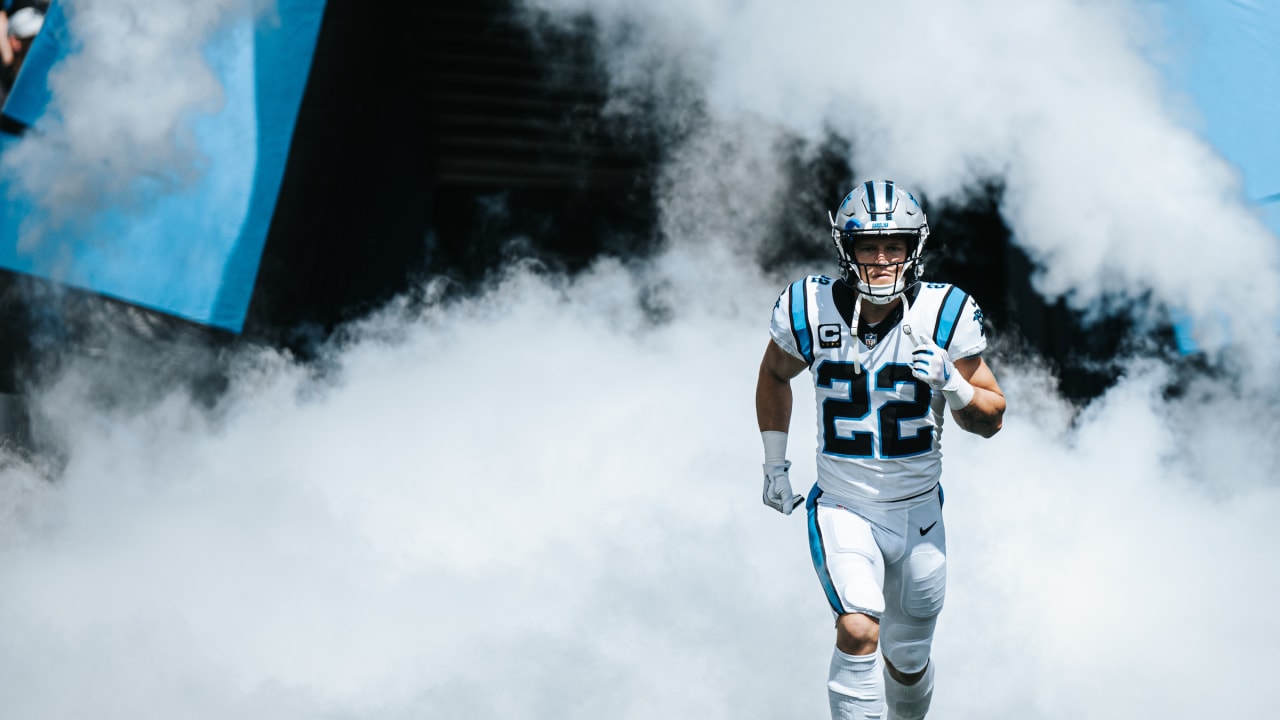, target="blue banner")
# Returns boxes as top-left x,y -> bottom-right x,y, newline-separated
1153,0 -> 1280,352
0,0 -> 327,333
1157,0 -> 1280,235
